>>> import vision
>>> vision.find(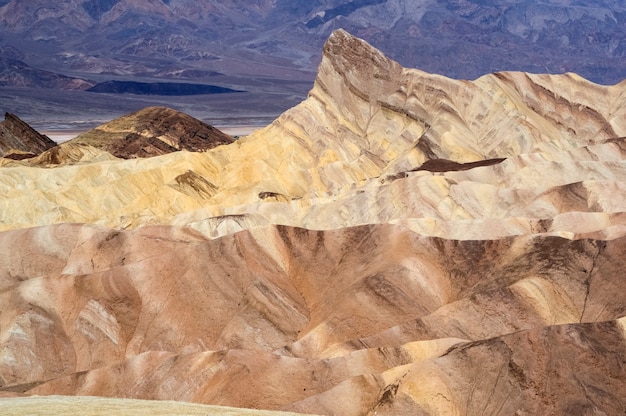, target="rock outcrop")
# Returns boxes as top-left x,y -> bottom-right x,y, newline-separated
0,112 -> 56,158
1,223 -> 626,414
66,106 -> 234,159
1,30 -> 626,415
